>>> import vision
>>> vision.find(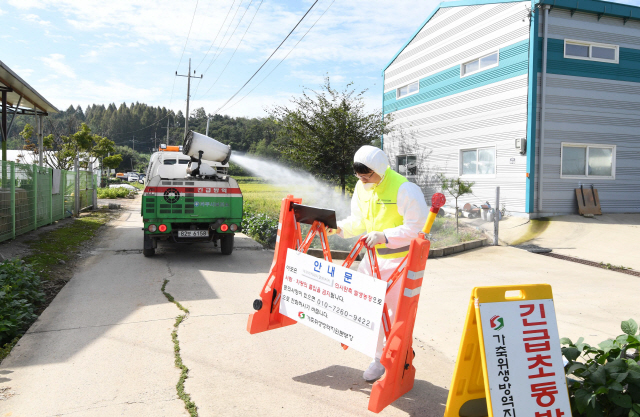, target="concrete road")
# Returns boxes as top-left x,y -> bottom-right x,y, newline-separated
2,198 -> 640,416
463,213 -> 640,271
